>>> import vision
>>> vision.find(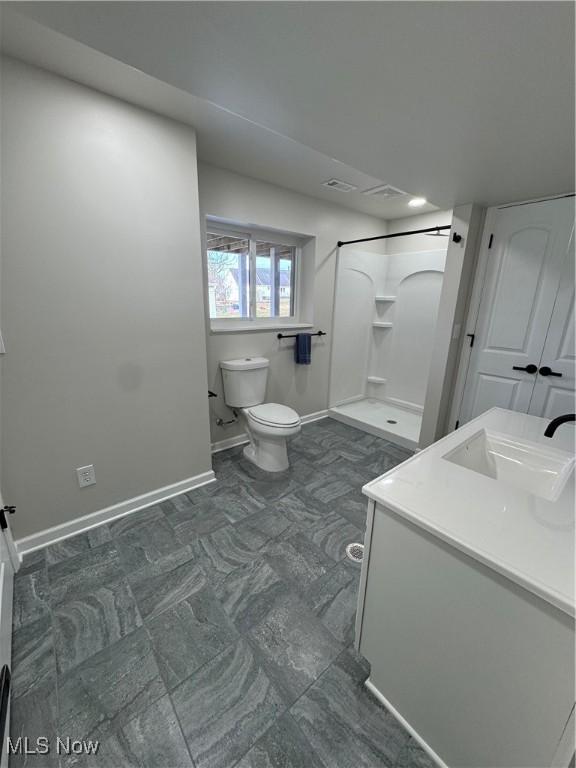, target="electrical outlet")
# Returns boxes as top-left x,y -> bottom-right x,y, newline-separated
76,464 -> 96,488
